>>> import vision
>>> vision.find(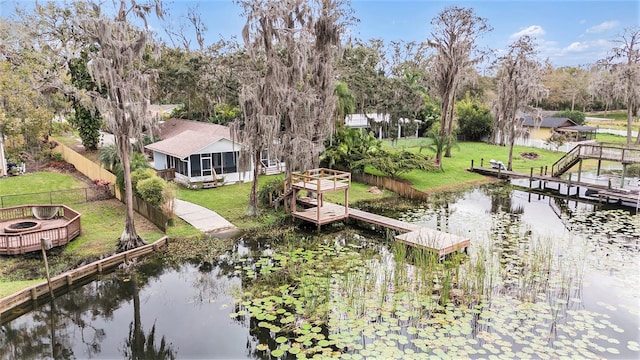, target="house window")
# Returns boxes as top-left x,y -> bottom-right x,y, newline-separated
223,152 -> 237,173
190,154 -> 201,177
